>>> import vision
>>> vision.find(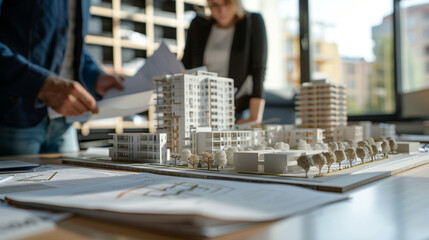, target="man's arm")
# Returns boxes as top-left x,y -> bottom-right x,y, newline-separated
0,42 -> 52,103
81,47 -> 104,97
